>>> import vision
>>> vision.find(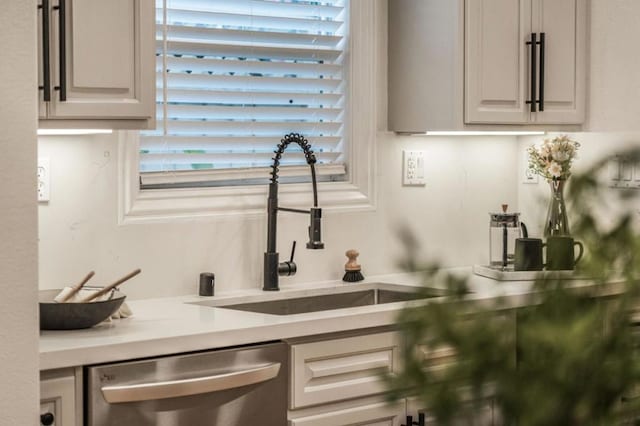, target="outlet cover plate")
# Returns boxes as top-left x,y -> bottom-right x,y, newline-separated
403,150 -> 426,186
